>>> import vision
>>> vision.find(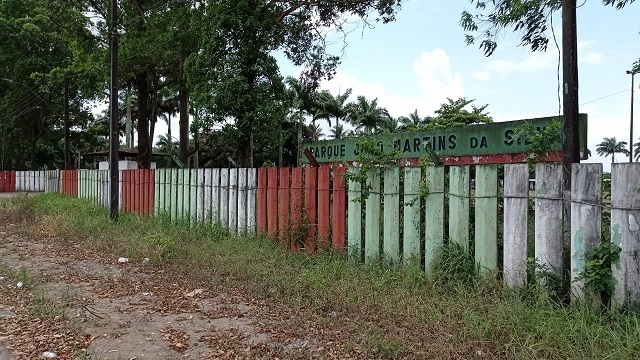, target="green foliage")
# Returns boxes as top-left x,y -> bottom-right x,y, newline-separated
513,119 -> 563,168
424,97 -> 493,129
342,137 -> 399,201
345,96 -> 391,135
523,257 -> 564,302
430,242 -> 478,288
576,241 -> 622,298
461,0 -> 634,56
